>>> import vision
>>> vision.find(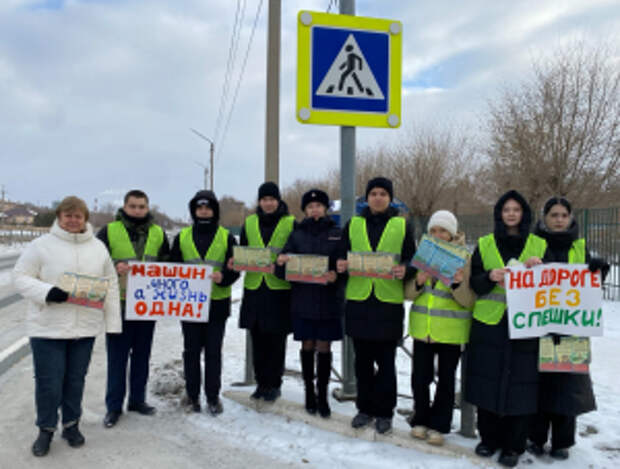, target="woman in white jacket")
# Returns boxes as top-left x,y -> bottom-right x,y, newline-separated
12,196 -> 121,457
